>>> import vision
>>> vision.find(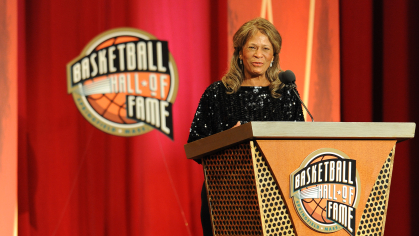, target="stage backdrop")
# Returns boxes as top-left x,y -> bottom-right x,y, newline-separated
18,0 -> 221,235
15,0 -> 417,236
340,1 -> 419,235
1,0 -> 18,235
